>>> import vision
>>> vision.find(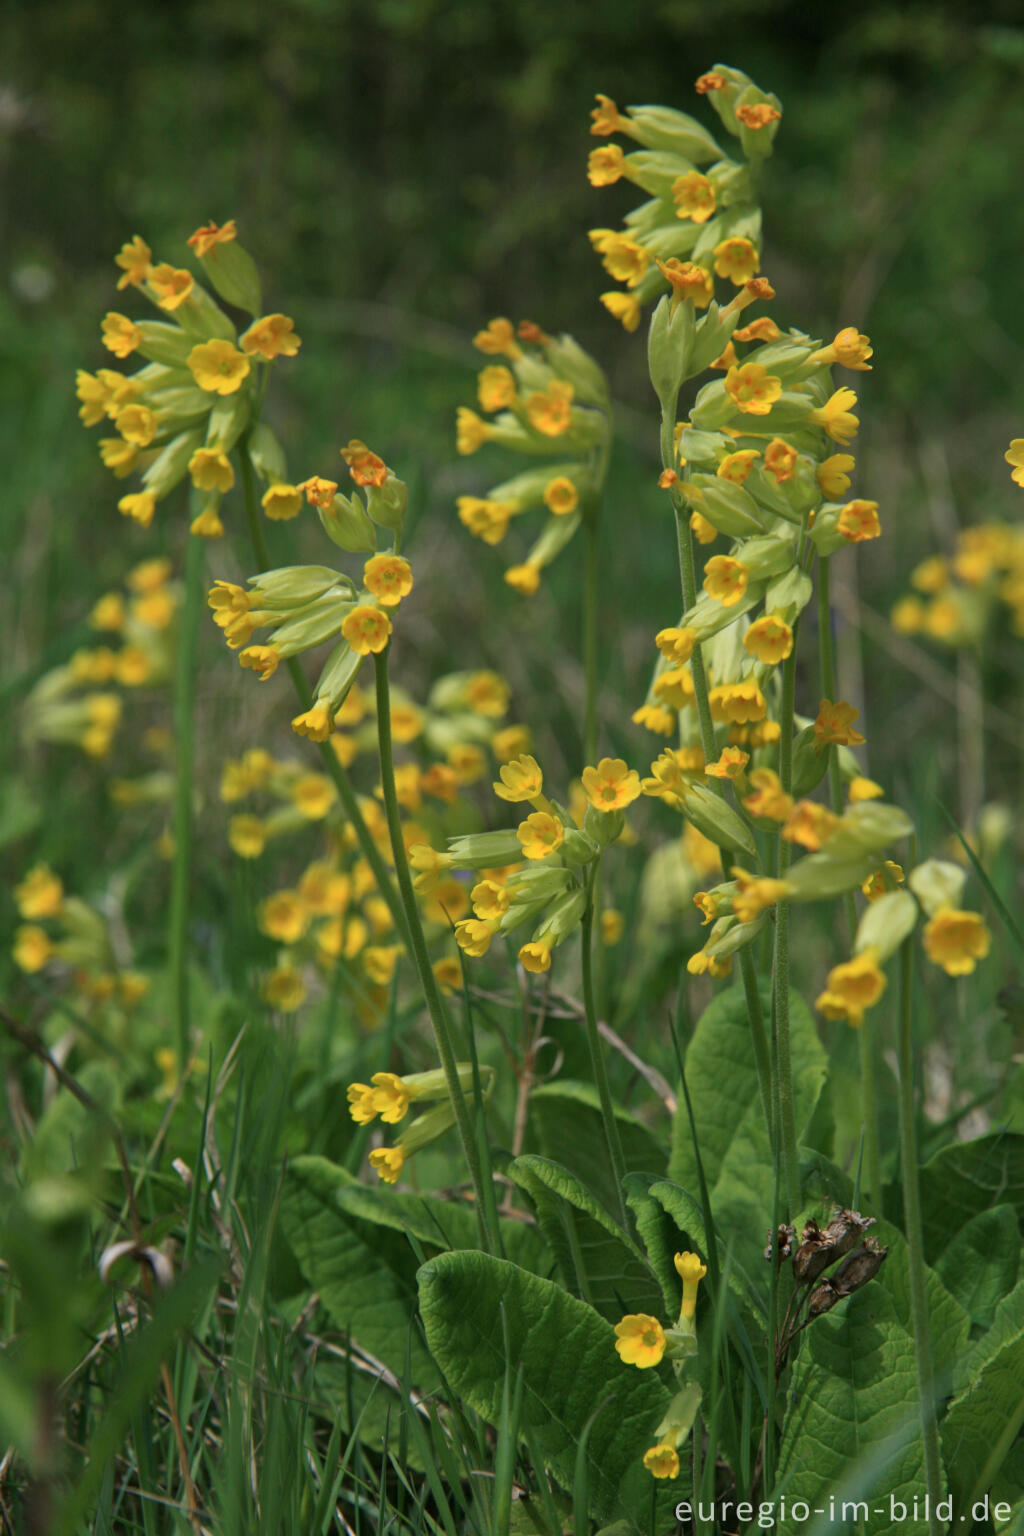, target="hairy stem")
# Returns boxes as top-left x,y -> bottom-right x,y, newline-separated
170,530 -> 204,1073
580,866 -> 628,1225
